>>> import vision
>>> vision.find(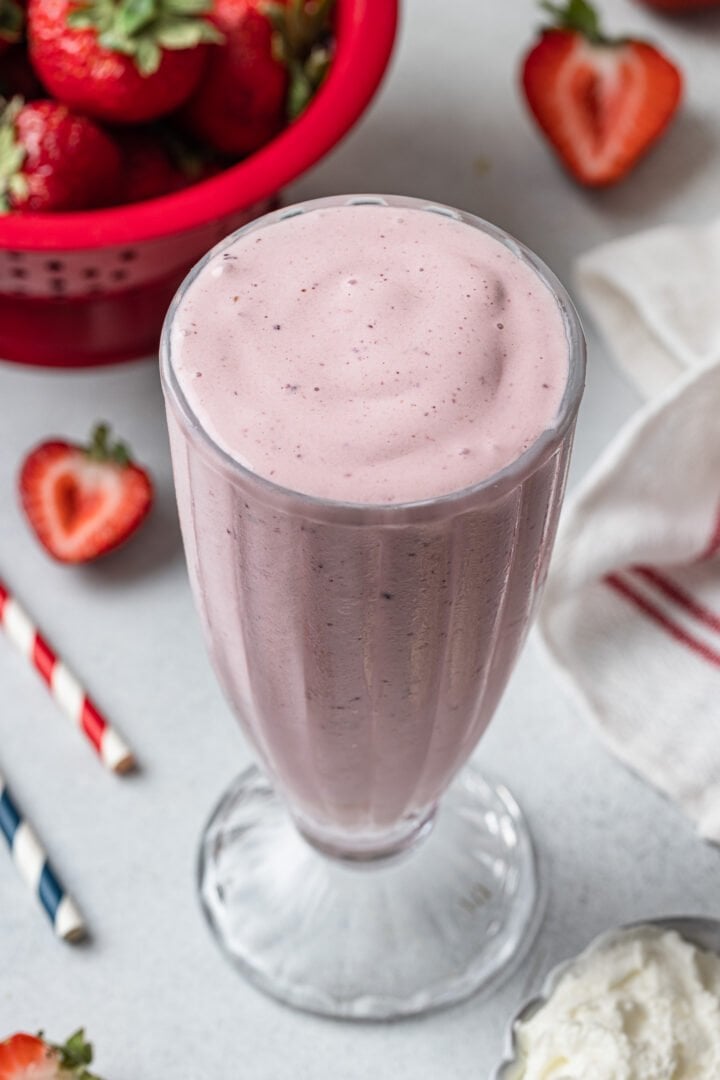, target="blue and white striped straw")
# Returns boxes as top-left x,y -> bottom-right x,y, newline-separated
0,770 -> 85,942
